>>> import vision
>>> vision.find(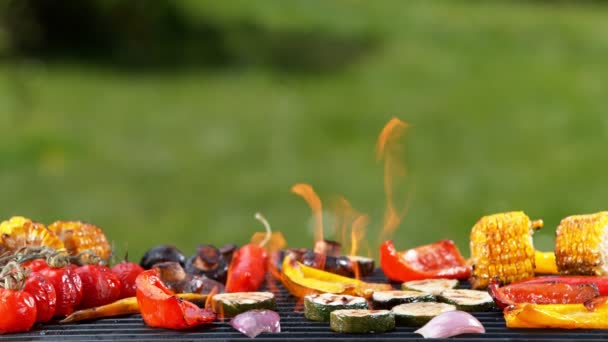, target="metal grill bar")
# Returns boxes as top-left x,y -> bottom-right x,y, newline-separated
4,270 -> 608,341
